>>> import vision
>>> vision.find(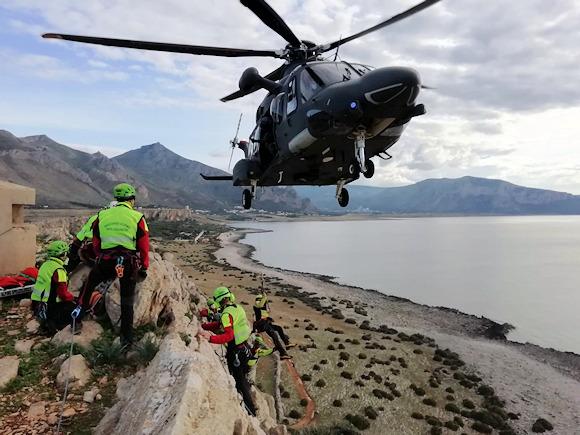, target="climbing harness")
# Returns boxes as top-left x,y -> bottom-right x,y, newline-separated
55,309 -> 79,434
114,256 -> 125,278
